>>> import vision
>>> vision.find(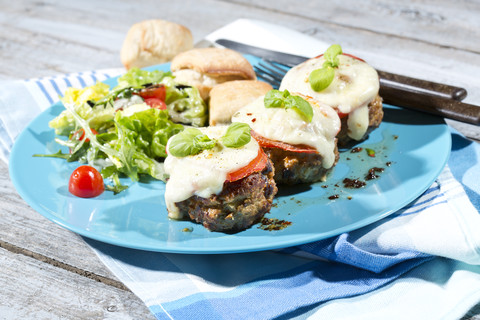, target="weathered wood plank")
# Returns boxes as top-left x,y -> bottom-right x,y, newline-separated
1,0 -> 479,83
233,0 -> 480,53
0,247 -> 154,319
0,161 -> 117,279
